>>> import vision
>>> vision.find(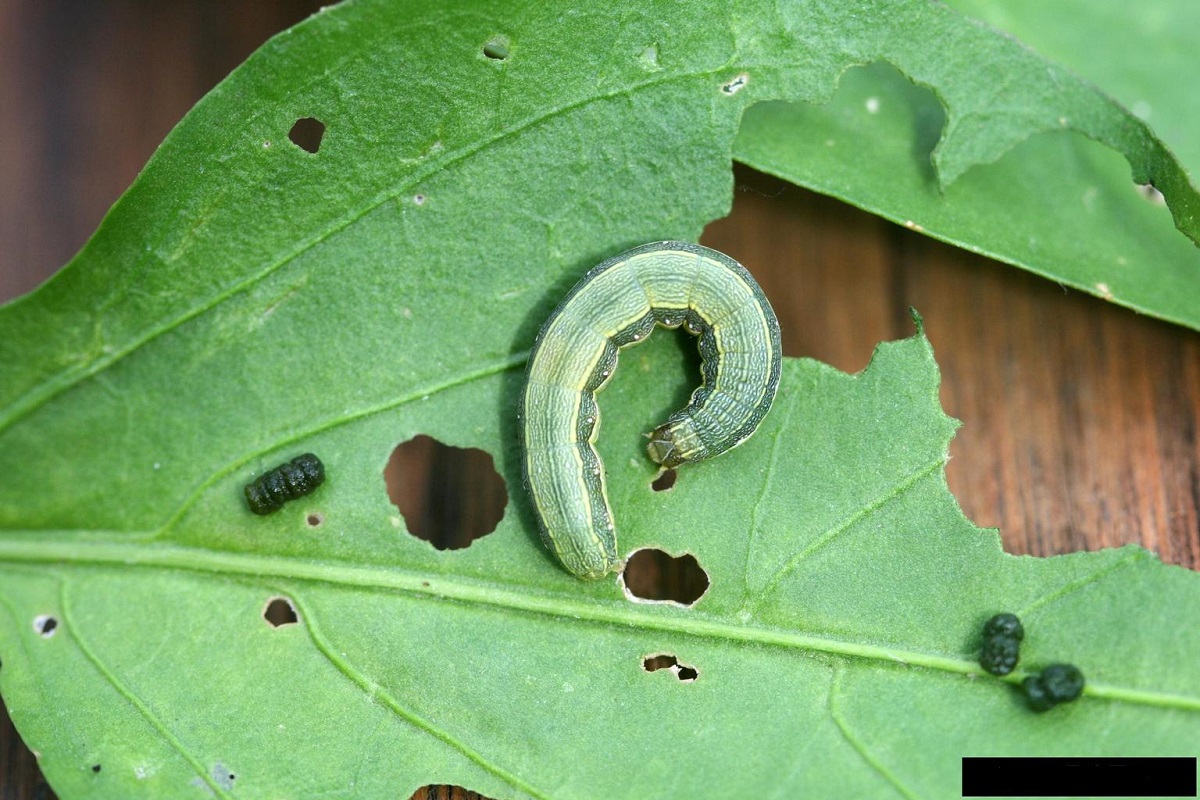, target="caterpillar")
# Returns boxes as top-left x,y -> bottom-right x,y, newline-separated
520,241 -> 781,579
244,453 -> 325,515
